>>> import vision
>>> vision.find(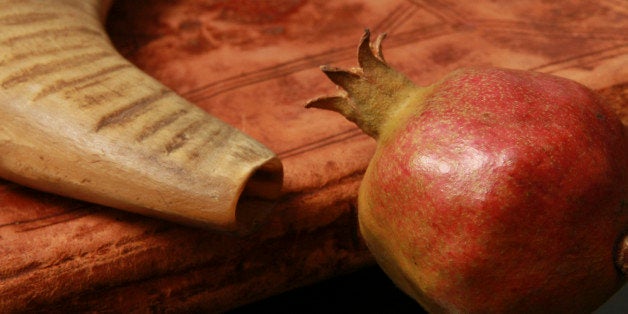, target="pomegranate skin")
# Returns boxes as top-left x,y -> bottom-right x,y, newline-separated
358,67 -> 628,313
307,31 -> 628,313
